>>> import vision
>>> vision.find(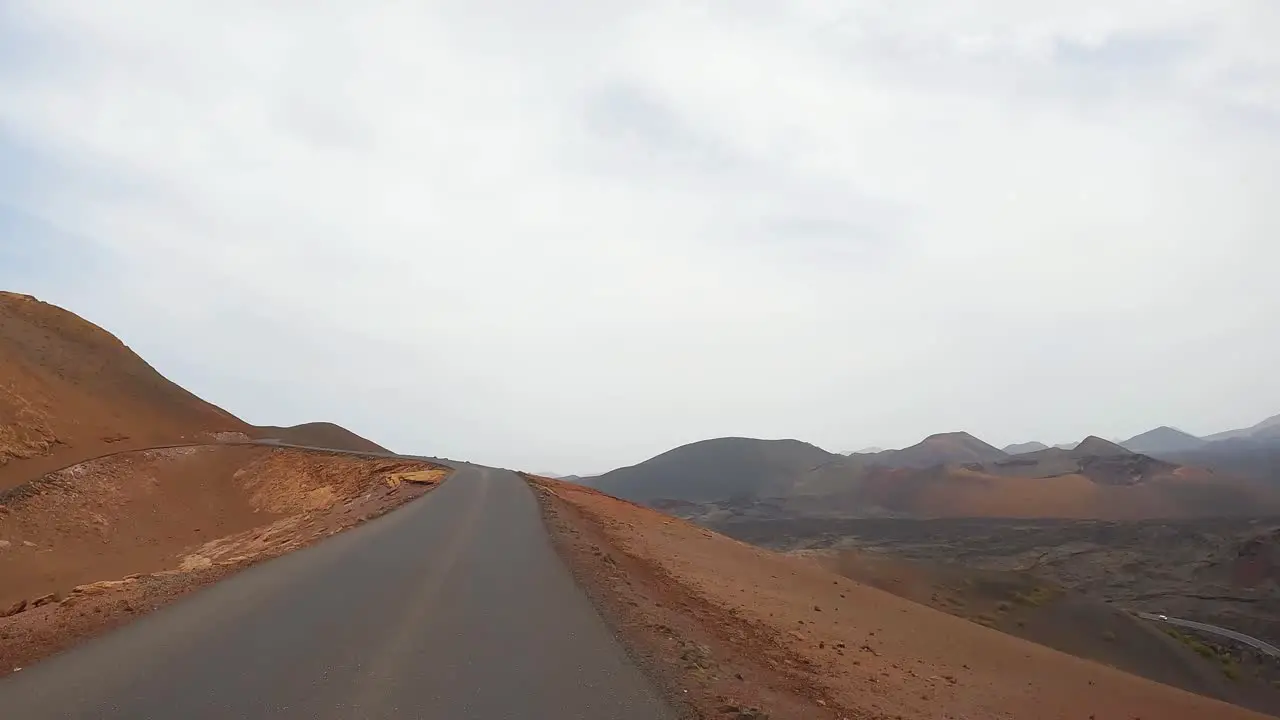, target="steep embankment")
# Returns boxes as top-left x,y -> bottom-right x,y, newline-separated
0,292 -> 248,490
